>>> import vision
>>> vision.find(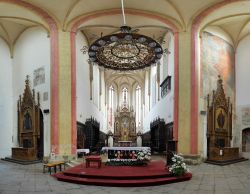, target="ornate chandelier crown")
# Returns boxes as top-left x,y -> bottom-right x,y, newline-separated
88,25 -> 163,71
85,0 -> 163,71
